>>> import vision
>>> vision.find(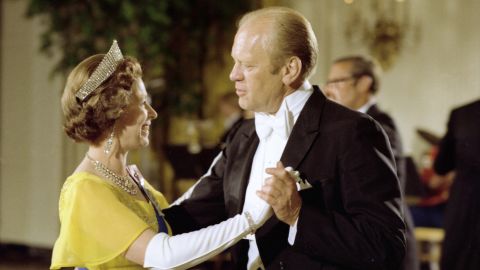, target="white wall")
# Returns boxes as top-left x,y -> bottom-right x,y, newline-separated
293,0 -> 480,159
1,0 -> 63,247
0,0 -> 159,248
